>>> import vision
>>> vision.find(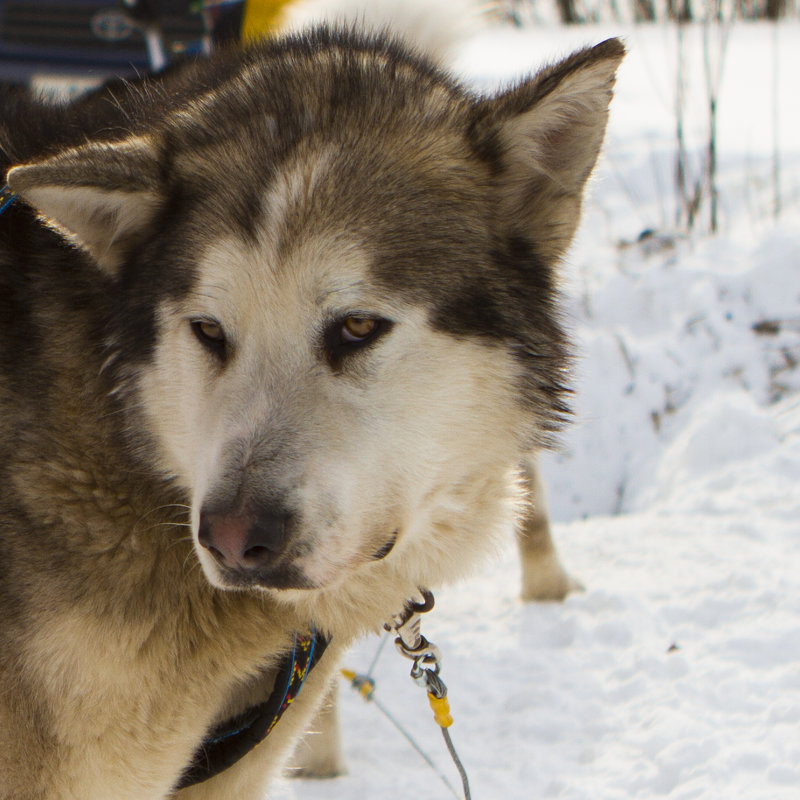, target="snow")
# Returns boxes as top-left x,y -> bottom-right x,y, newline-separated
271,20 -> 800,800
